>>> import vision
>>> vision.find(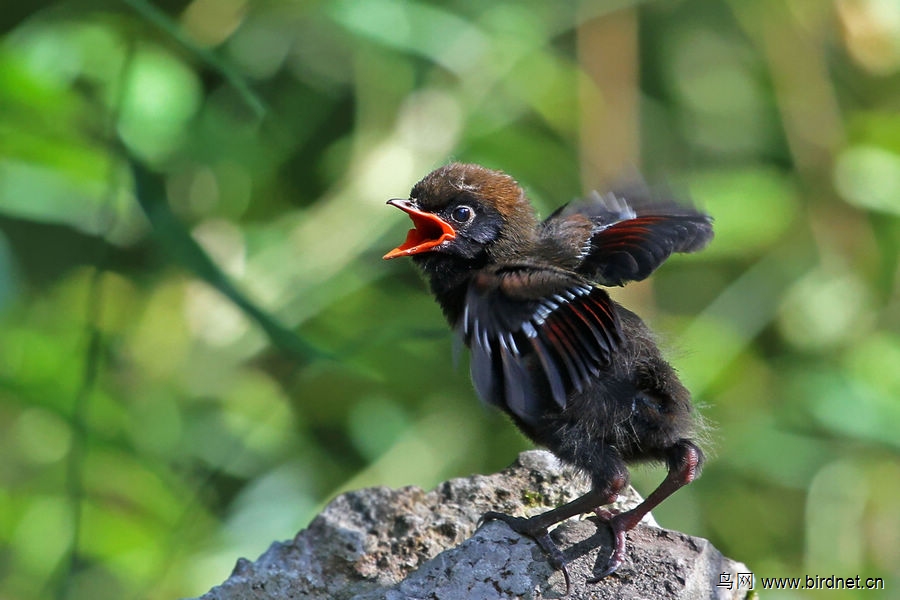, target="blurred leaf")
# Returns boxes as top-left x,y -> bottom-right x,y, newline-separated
688,166 -> 799,258
834,145 -> 900,215
797,368 -> 900,451
120,0 -> 265,119
777,266 -> 872,351
327,0 -> 489,74
117,46 -> 203,160
130,159 -> 329,363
